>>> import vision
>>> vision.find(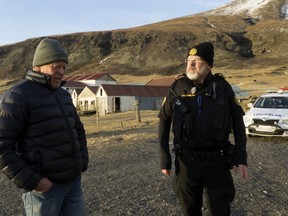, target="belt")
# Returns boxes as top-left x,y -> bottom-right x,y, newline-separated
180,148 -> 225,161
